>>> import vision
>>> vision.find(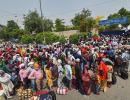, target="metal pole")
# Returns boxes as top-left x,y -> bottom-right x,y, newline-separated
39,0 -> 44,32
